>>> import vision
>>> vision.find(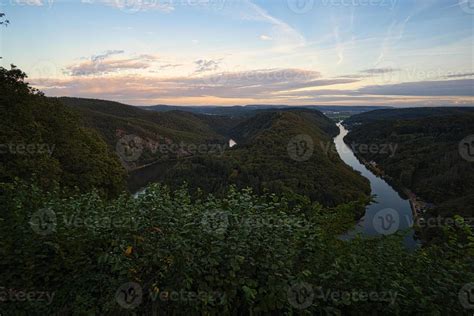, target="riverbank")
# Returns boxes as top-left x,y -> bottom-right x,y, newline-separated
340,125 -> 433,228
334,123 -> 417,247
